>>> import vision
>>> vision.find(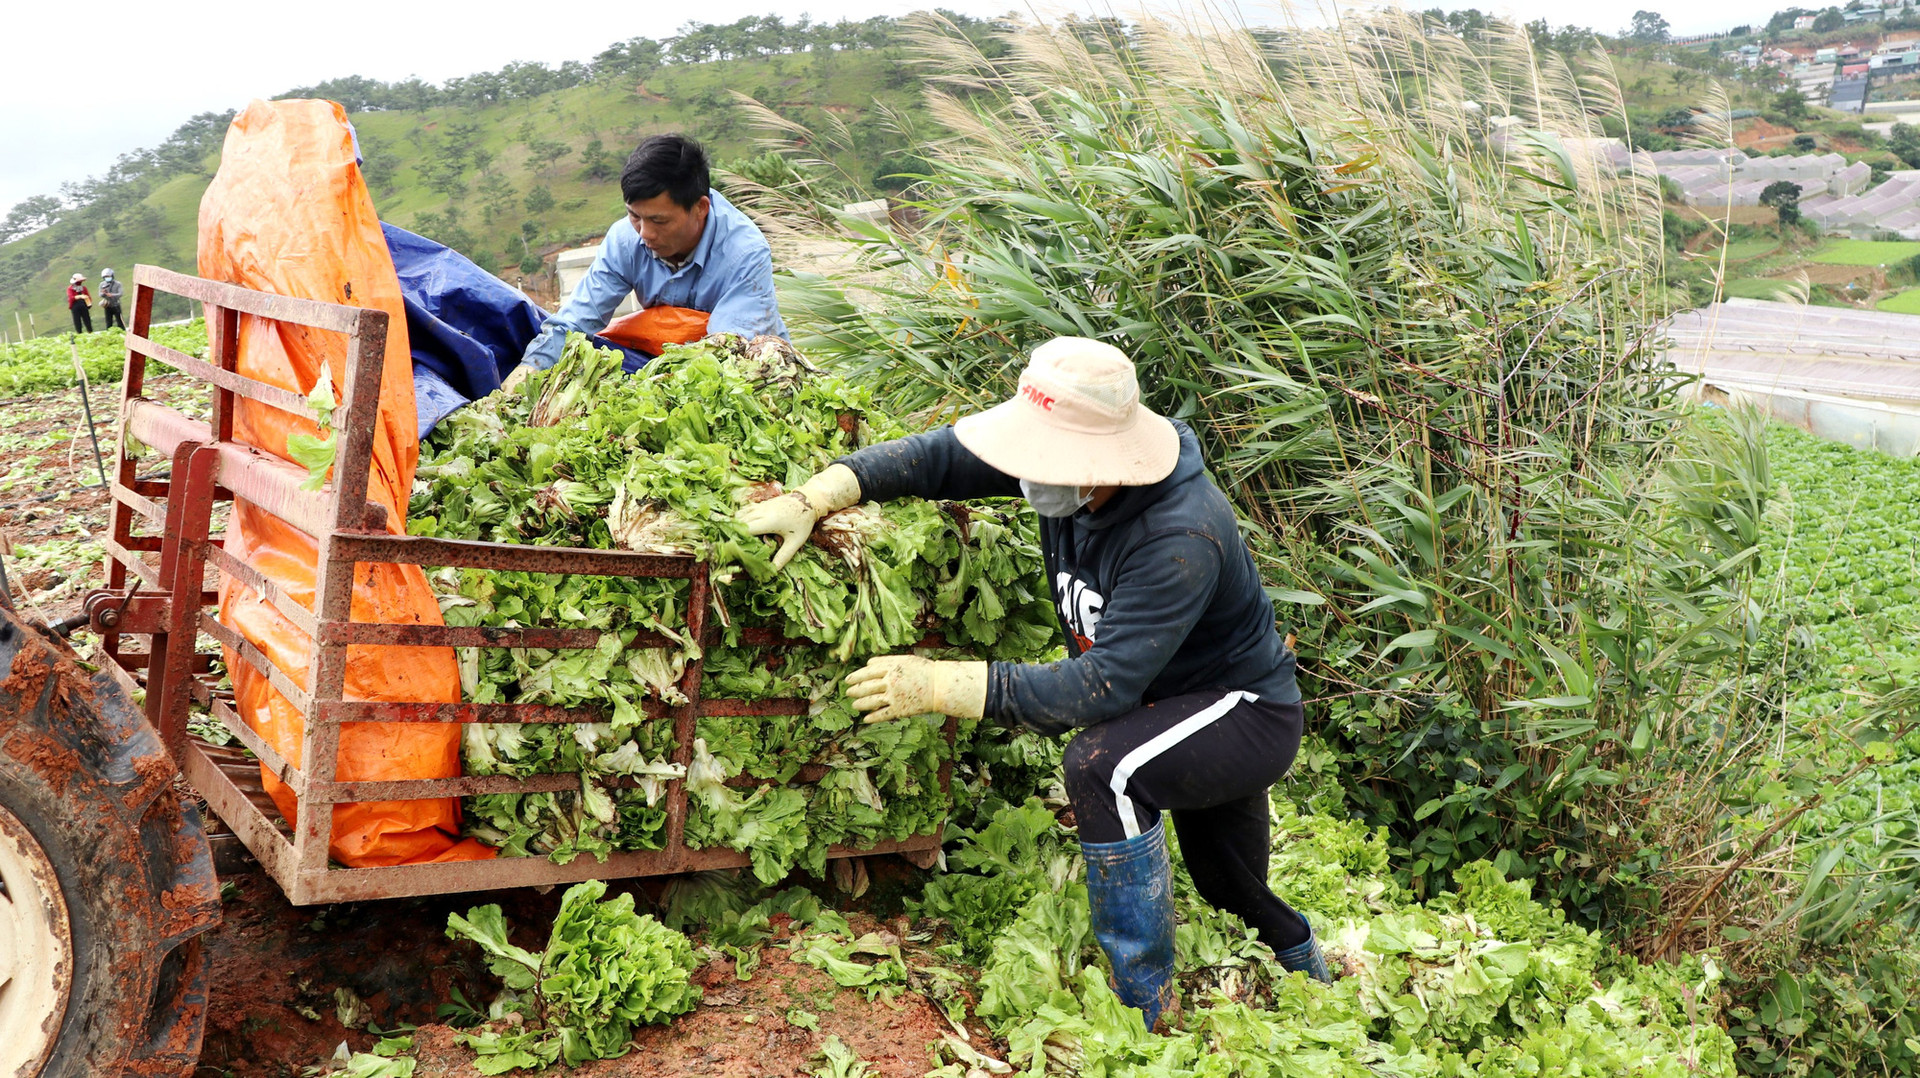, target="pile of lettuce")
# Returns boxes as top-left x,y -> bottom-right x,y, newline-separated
409,333 -> 1058,877
910,798 -> 1737,1078
424,791 -> 1735,1076
445,880 -> 701,1071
